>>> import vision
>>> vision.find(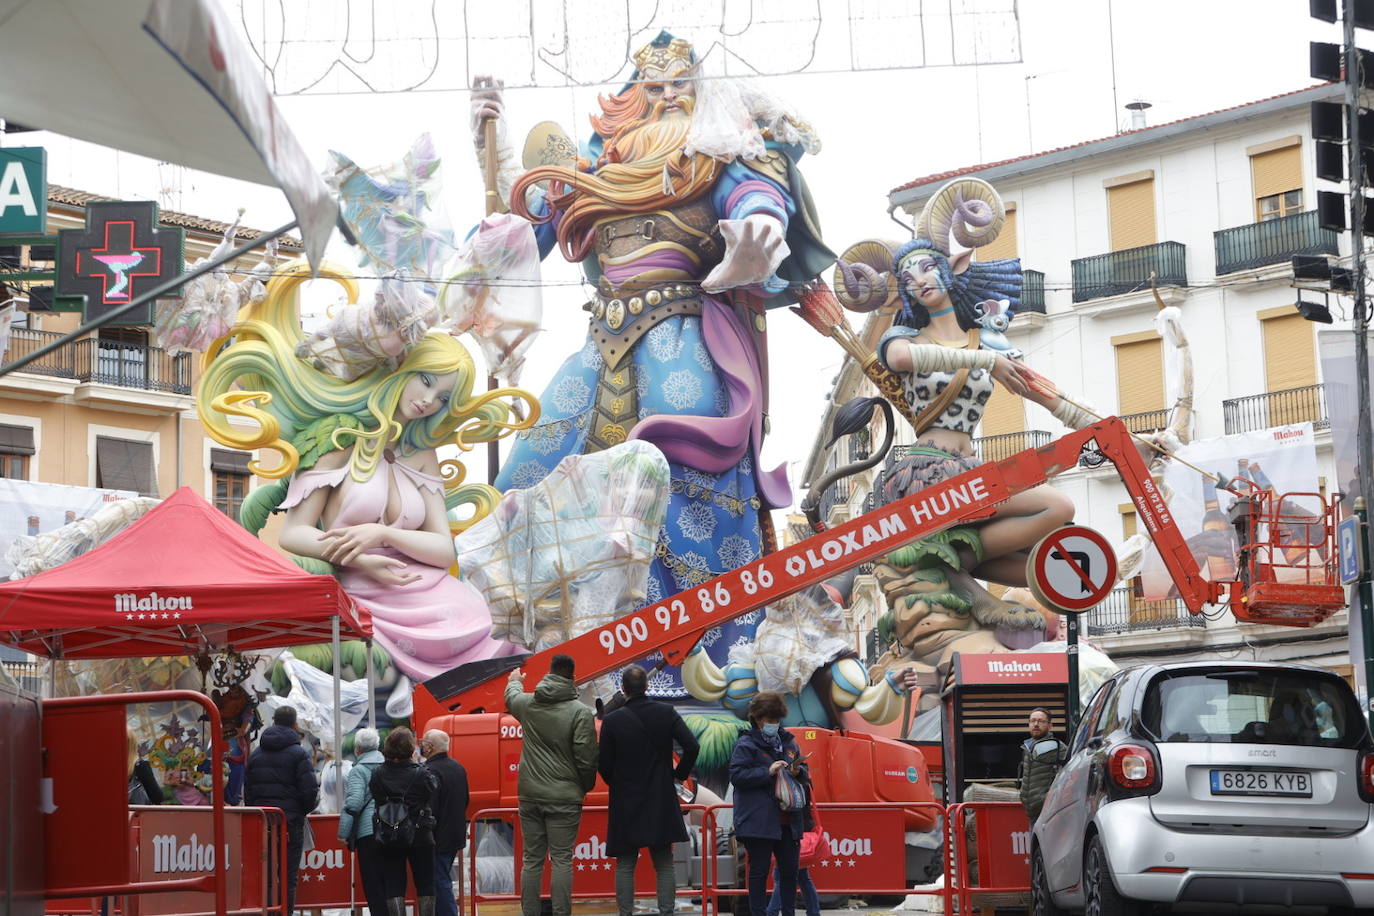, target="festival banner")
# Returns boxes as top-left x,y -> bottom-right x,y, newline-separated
0,478 -> 135,579
1139,423 -> 1320,600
